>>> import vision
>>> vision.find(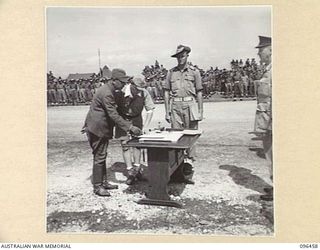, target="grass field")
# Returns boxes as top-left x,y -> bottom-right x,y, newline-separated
47,101 -> 274,235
